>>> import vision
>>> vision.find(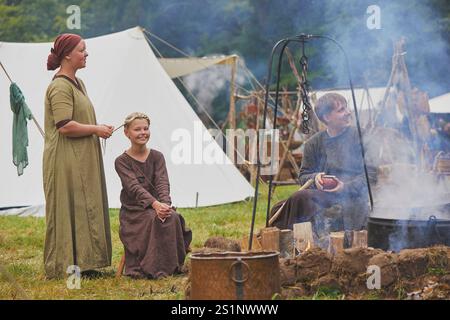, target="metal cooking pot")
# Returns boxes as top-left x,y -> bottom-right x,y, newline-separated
368,214 -> 450,251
